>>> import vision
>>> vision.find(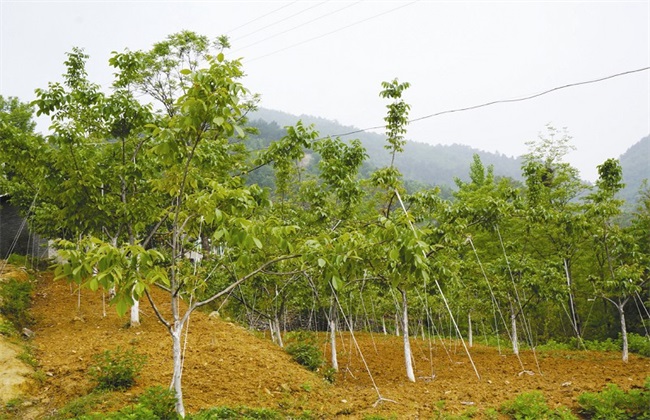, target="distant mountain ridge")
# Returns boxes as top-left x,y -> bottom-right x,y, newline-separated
249,109 -> 649,205
249,108 -> 524,189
